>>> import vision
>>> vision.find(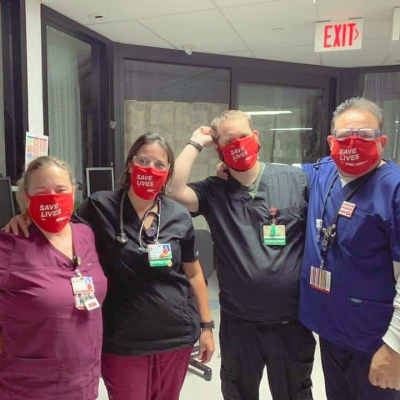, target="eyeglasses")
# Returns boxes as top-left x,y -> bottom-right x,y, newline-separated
132,156 -> 170,171
332,128 -> 381,141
